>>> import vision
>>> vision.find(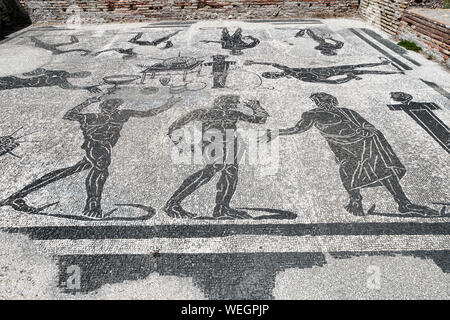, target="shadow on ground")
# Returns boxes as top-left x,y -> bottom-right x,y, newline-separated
0,0 -> 31,41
